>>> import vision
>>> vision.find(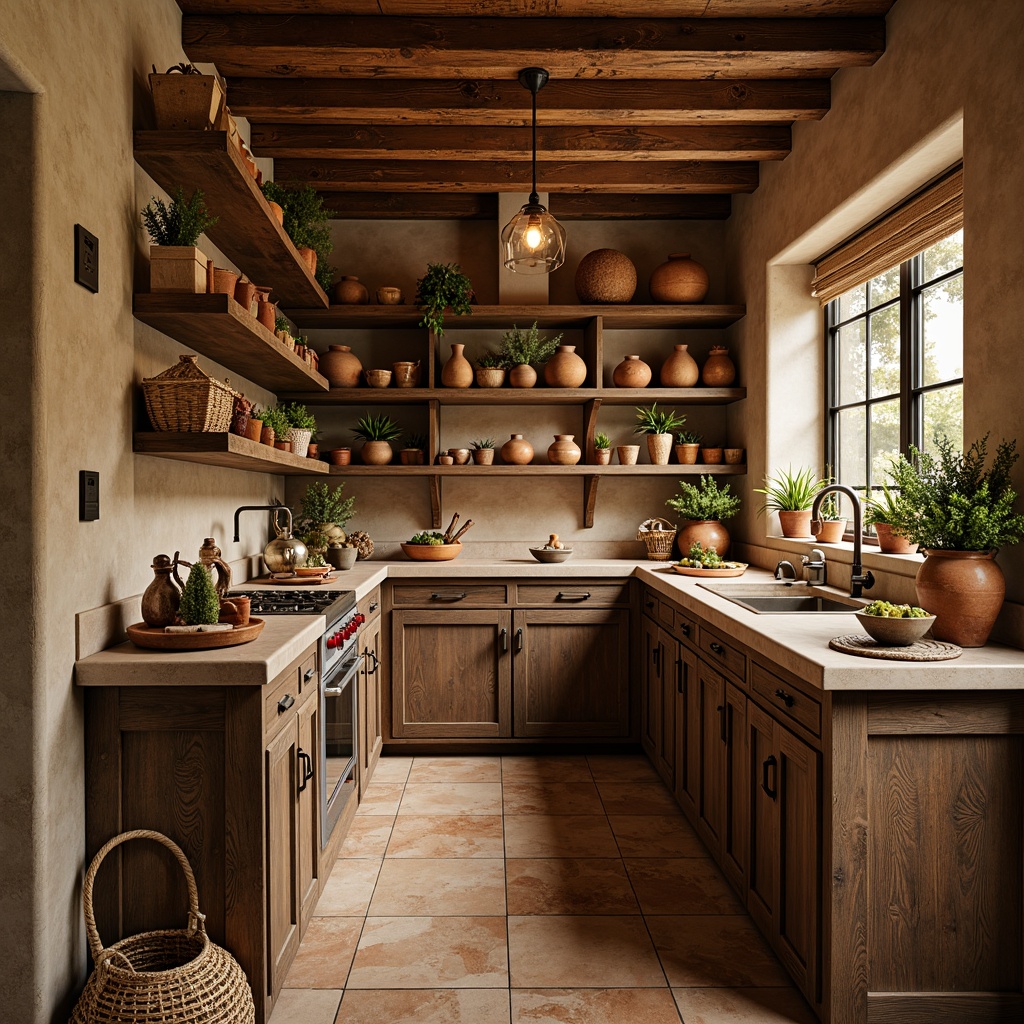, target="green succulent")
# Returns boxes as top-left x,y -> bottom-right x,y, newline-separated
862,482 -> 907,527
405,433 -> 427,450
352,412 -> 402,443
633,404 -> 687,436
593,432 -> 611,450
471,438 -> 496,450
476,352 -> 506,369
675,430 -> 702,445
756,466 -> 826,514
141,186 -> 218,247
